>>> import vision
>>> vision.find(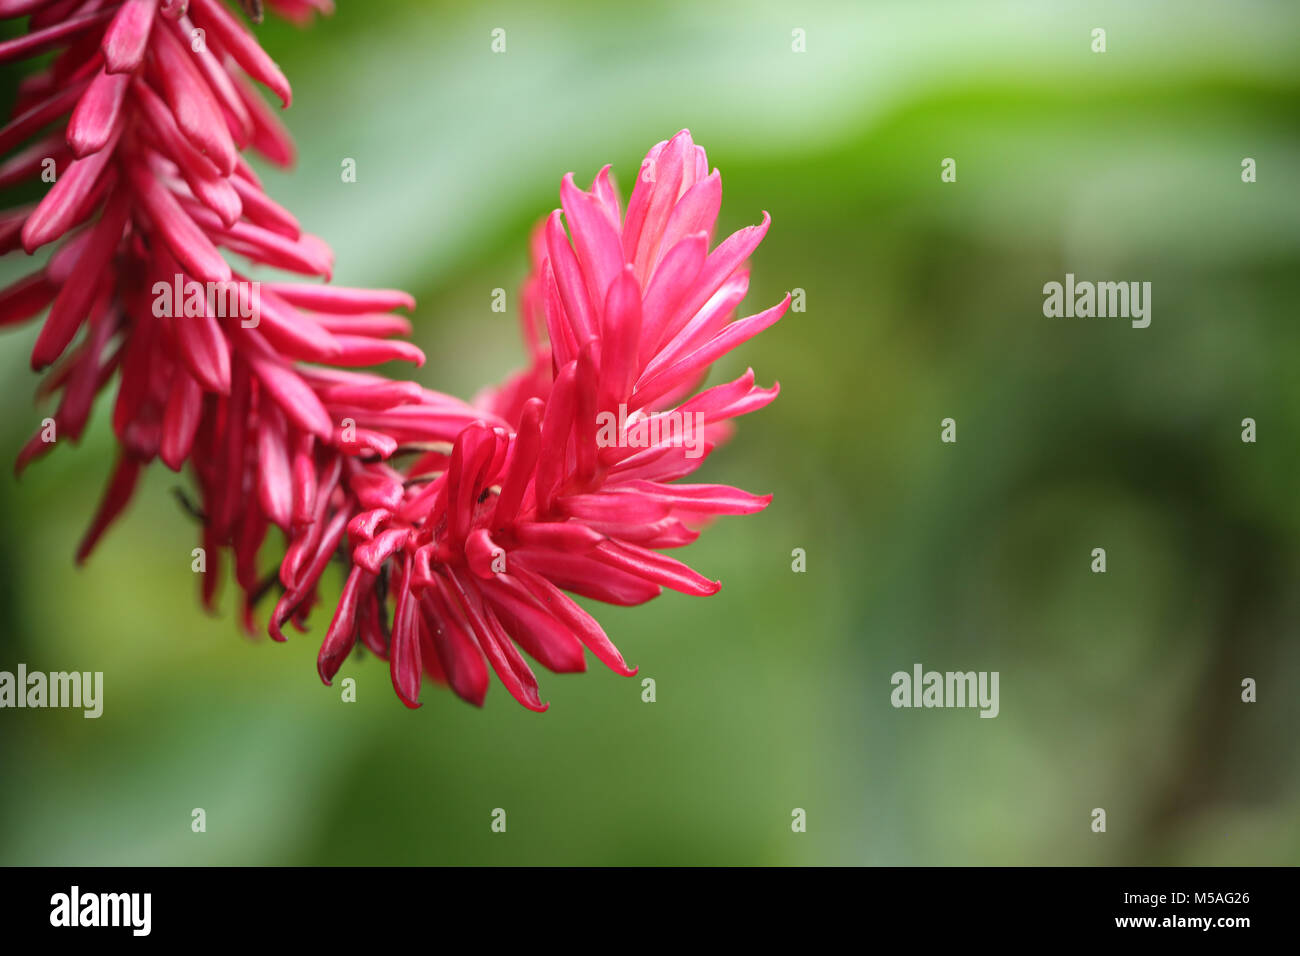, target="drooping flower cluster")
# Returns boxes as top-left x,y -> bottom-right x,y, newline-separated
2,6 -> 785,711
0,0 -> 483,629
